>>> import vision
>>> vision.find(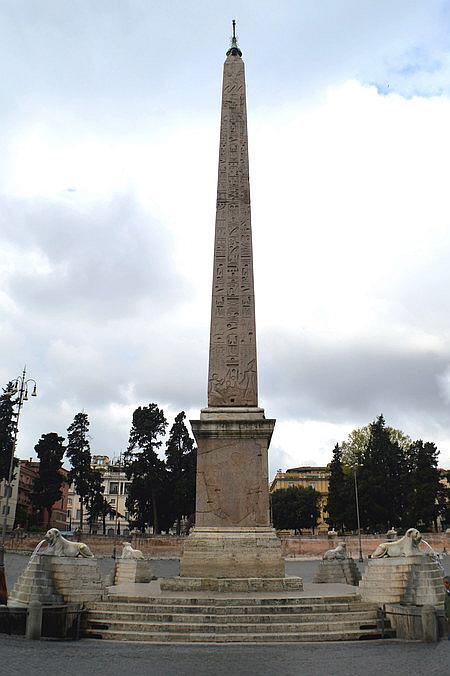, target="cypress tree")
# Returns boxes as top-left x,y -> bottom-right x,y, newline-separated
124,404 -> 167,534
31,433 -> 65,528
165,411 -> 197,534
66,412 -> 92,532
0,382 -> 17,483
